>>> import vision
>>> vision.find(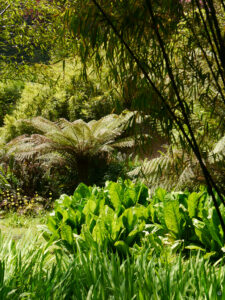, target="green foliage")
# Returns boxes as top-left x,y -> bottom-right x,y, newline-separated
44,181 -> 225,259
0,164 -> 18,193
63,0 -> 225,220
9,75 -> 117,123
129,142 -> 225,193
44,179 -> 150,254
65,75 -> 120,121
0,81 -> 24,126
0,229 -> 225,299
0,0 -> 64,74
148,187 -> 225,257
0,64 -> 121,145
128,145 -> 189,192
4,112 -> 136,189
